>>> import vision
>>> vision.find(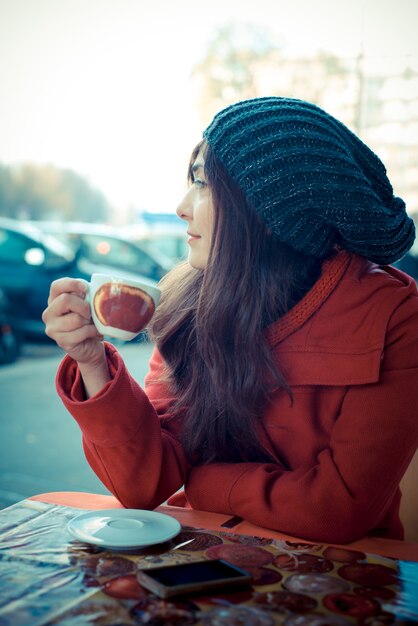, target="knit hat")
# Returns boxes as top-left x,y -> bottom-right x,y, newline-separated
203,97 -> 415,264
